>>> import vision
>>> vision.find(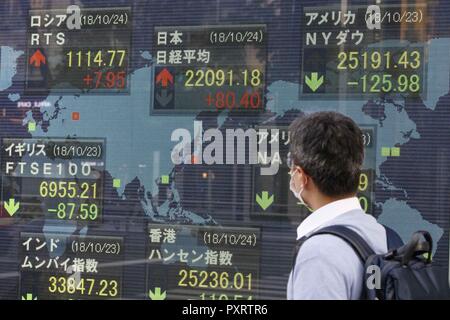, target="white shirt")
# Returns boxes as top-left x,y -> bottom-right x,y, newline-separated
287,197 -> 388,300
